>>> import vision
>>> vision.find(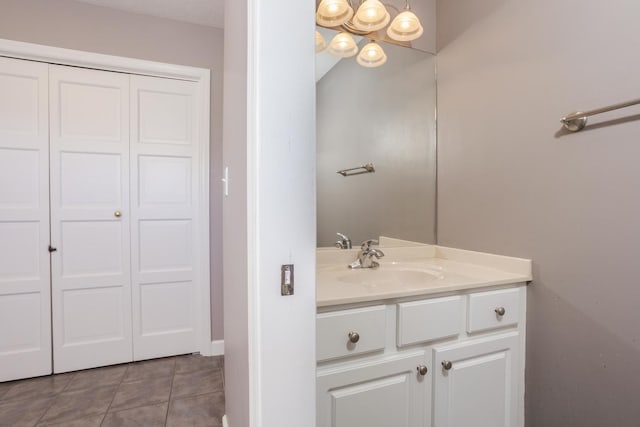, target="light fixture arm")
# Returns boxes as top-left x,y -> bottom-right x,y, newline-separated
383,3 -> 401,15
